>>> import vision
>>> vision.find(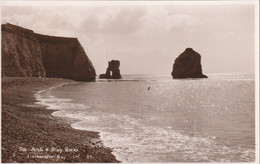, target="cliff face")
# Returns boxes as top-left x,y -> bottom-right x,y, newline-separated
1,24 -> 45,77
171,48 -> 207,78
36,34 -> 96,81
1,23 -> 96,81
